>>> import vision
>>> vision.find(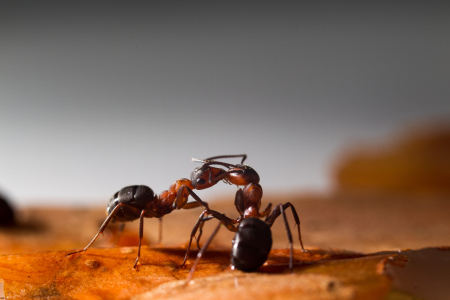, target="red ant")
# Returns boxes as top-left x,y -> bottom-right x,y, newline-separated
66,177 -> 210,269
182,155 -> 306,280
